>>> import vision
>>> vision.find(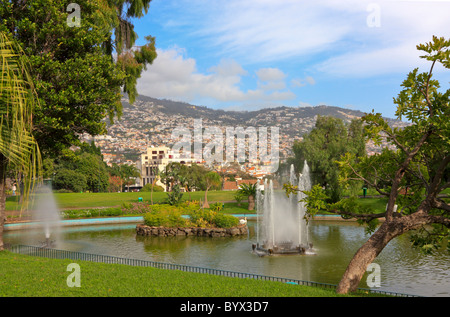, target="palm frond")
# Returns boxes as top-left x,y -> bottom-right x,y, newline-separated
0,32 -> 42,210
